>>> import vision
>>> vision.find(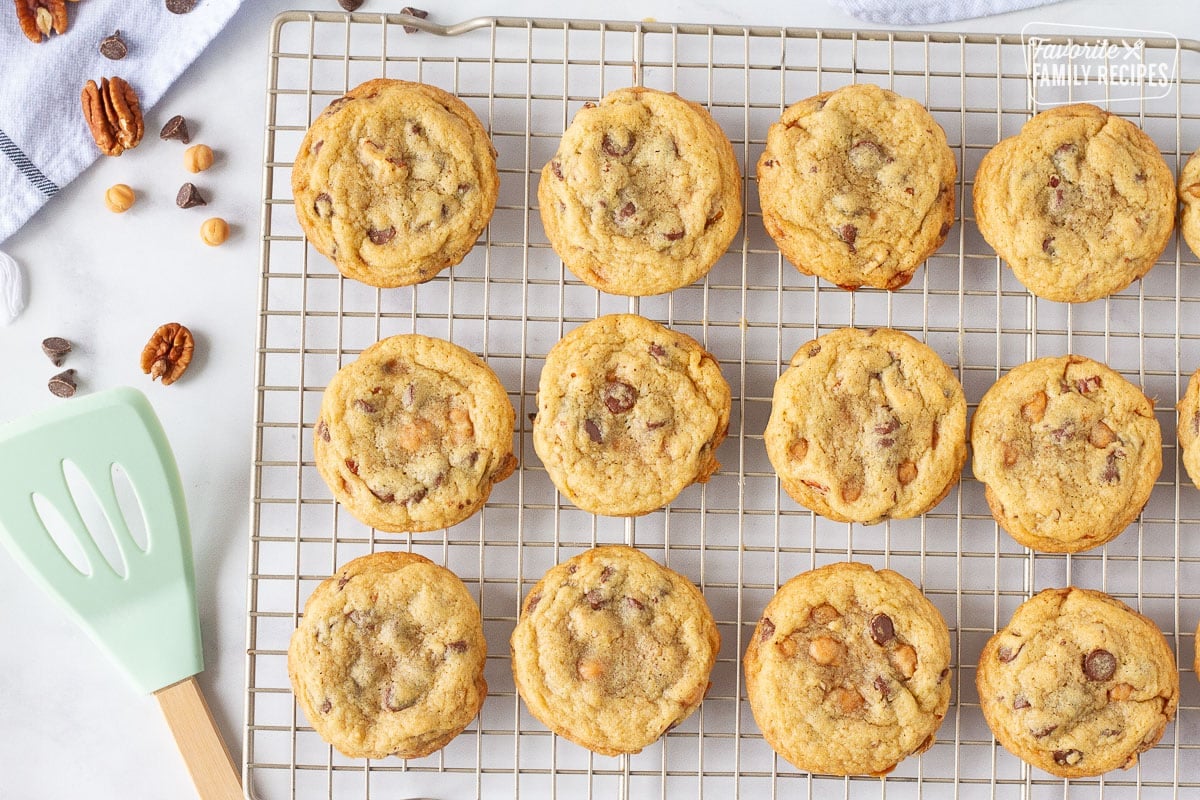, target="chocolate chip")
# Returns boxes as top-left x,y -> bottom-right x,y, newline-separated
336,574 -> 350,589
584,418 -> 603,443
99,30 -> 127,60
649,343 -> 666,359
312,139 -> 324,155
601,132 -> 635,157
938,668 -> 950,683
1076,375 -> 1102,393
1032,724 -> 1058,739
367,226 -> 396,245
313,193 -> 332,218
1053,749 -> 1083,767
998,643 -> 1022,663
176,182 -> 207,209
165,0 -> 198,14
526,593 -> 541,614
48,369 -> 77,398
869,613 -> 895,645
1102,451 -> 1122,484
1049,175 -> 1061,188
316,420 -> 331,442
320,699 -> 332,713
338,0 -> 364,8
600,565 -> 614,582
625,596 -> 644,611
447,640 -> 468,653
1013,695 -> 1031,709
383,684 -> 418,712
400,6 -> 428,33
585,589 -> 605,610
602,380 -> 638,414
344,459 -> 358,475
402,487 -> 427,505
1042,236 -> 1056,256
41,336 -> 71,366
664,230 -> 685,241
837,223 -> 858,252
1083,649 -> 1117,681
759,617 -> 775,642
874,419 -> 899,435
550,161 -> 563,180
874,675 -> 893,699
618,201 -> 636,220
